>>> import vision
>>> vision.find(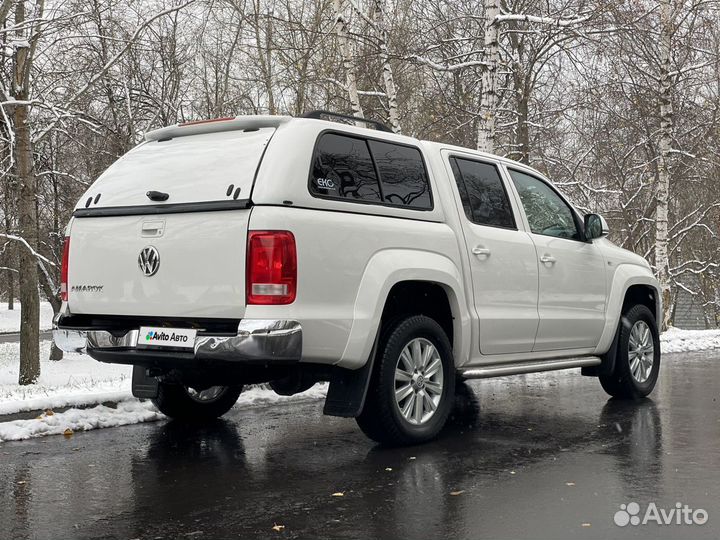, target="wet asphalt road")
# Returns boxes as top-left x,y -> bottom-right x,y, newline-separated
1,351 -> 719,540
